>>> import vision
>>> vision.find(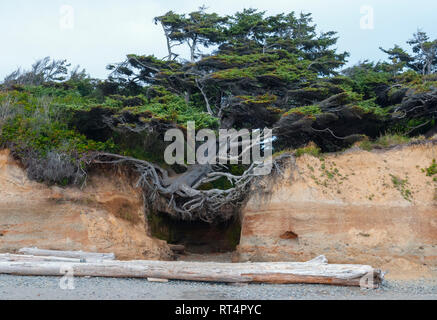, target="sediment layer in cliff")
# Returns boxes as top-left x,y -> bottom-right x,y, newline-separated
0,149 -> 172,261
237,142 -> 437,279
